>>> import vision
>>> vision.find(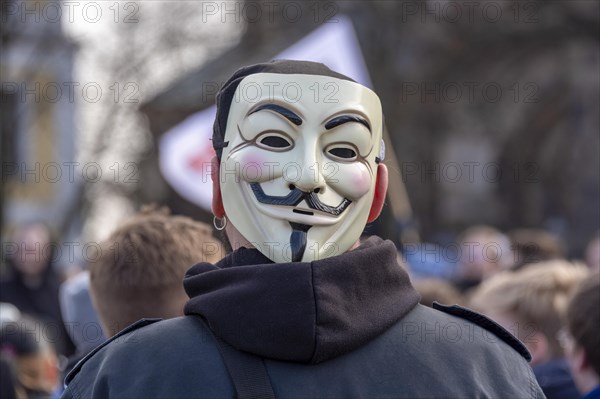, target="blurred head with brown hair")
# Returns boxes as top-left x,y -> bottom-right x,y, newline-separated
89,206 -> 224,337
413,278 -> 464,308
6,222 -> 54,284
562,272 -> 600,396
584,234 -> 600,272
508,228 -> 566,271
